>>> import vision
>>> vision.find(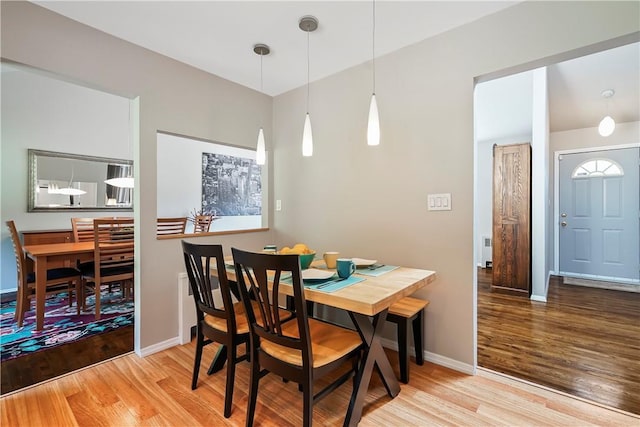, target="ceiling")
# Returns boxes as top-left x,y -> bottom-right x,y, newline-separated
28,1 -> 640,140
